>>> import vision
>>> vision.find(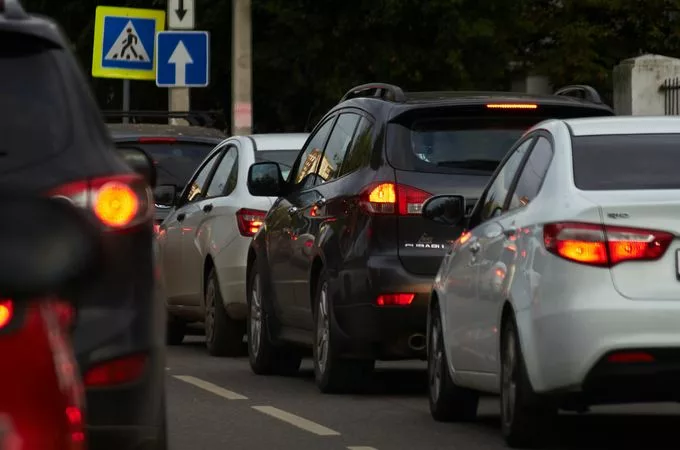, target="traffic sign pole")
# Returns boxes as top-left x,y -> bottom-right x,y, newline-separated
232,0 -> 252,135
167,0 -> 195,125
